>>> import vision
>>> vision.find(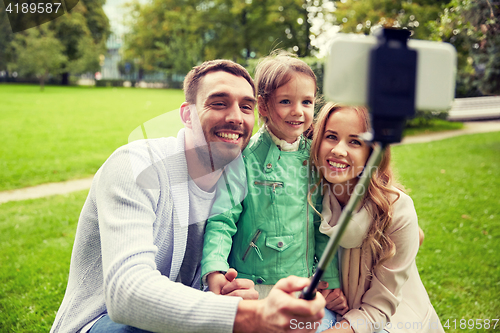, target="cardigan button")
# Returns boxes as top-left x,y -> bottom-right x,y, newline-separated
266,163 -> 272,169
256,278 -> 264,284
277,241 -> 284,248
303,160 -> 308,166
